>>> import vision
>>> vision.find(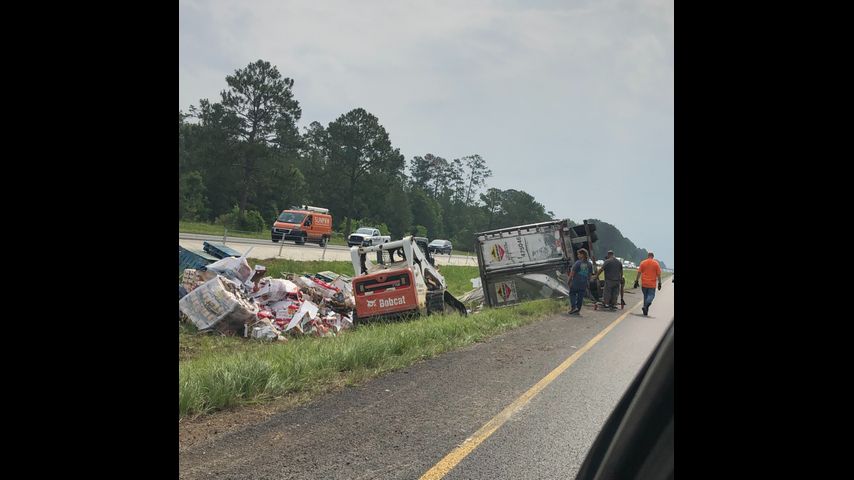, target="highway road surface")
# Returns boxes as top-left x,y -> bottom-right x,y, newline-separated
179,277 -> 674,479
179,233 -> 481,266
